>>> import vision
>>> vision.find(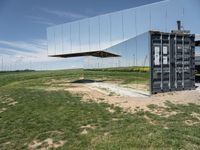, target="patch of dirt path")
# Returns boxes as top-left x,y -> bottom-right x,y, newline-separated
45,80 -> 200,113
68,84 -> 200,113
